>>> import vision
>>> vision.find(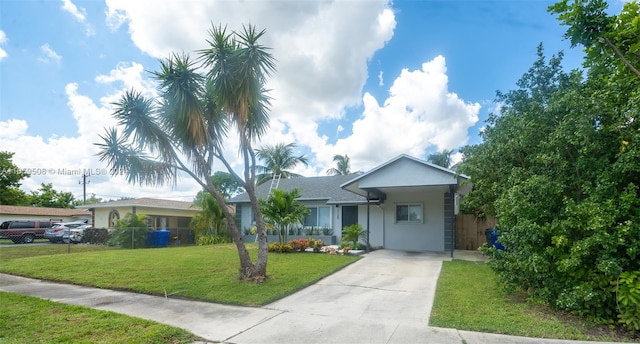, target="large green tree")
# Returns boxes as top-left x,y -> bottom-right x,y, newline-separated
427,149 -> 453,168
459,0 -> 640,326
210,171 -> 243,199
96,24 -> 274,281
255,142 -> 308,185
29,183 -> 75,208
0,151 -> 29,205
